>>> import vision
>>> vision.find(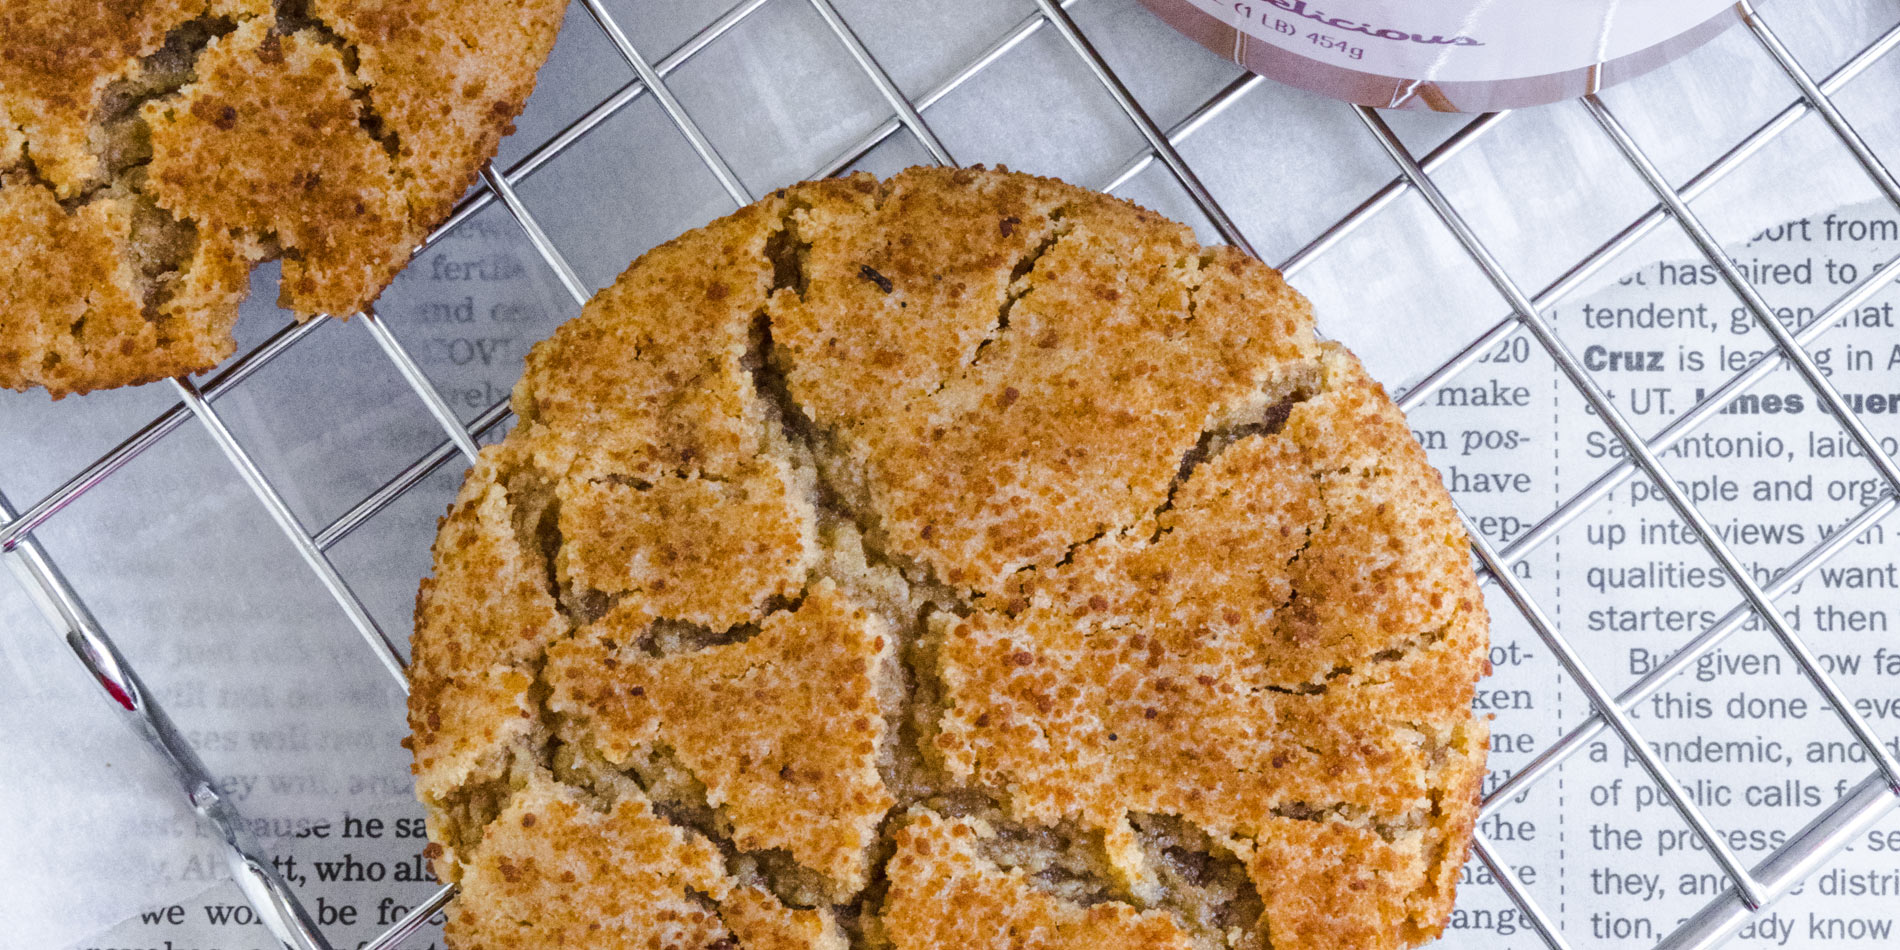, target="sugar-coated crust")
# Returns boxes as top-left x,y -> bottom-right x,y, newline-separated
554,464 -> 817,631
143,17 -> 413,318
410,166 -> 1489,950
0,173 -> 250,395
773,176 -> 1318,596
547,580 -> 897,895
883,811 -> 1197,950
405,446 -> 567,812
0,0 -> 564,396
723,885 -> 851,950
451,775 -> 737,950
